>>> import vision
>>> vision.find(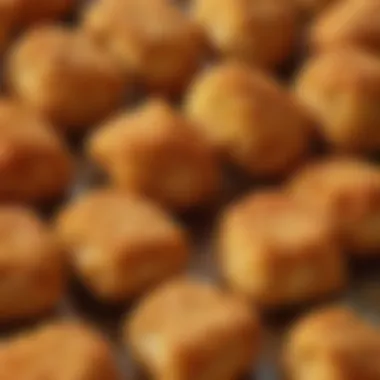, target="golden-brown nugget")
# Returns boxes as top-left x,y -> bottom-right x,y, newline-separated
289,158 -> 380,255
88,99 -> 220,211
219,191 -> 346,307
6,25 -> 127,131
193,0 -> 297,68
295,48 -> 380,153
310,0 -> 380,53
185,62 -> 310,177
56,190 -> 189,302
284,307 -> 380,380
0,99 -> 73,202
0,322 -> 122,380
0,206 -> 66,323
82,0 -> 204,94
127,278 -> 260,380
